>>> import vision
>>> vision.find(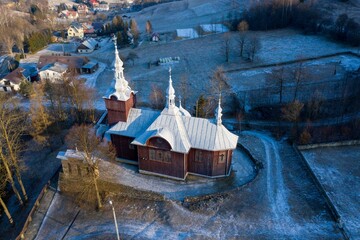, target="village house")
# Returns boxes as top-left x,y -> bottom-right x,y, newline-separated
0,67 -> 33,92
94,2 -> 110,11
89,0 -> 99,8
38,55 -> 90,74
81,61 -> 99,74
95,38 -> 238,180
59,10 -> 79,20
67,22 -> 84,39
38,62 -> 68,83
77,38 -> 99,53
77,4 -> 88,16
82,23 -> 97,38
151,32 -> 160,42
